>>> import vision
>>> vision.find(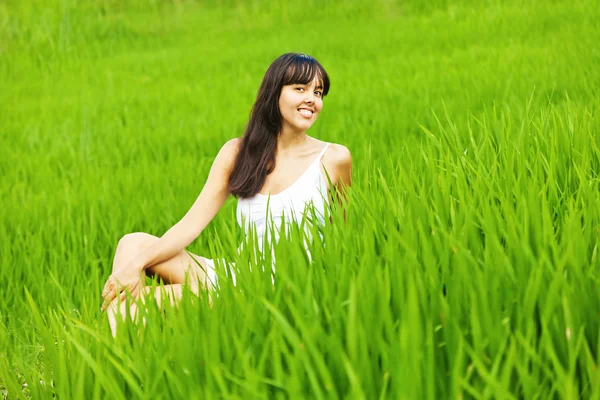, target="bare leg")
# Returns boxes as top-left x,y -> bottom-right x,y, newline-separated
107,284 -> 187,335
106,232 -> 214,336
